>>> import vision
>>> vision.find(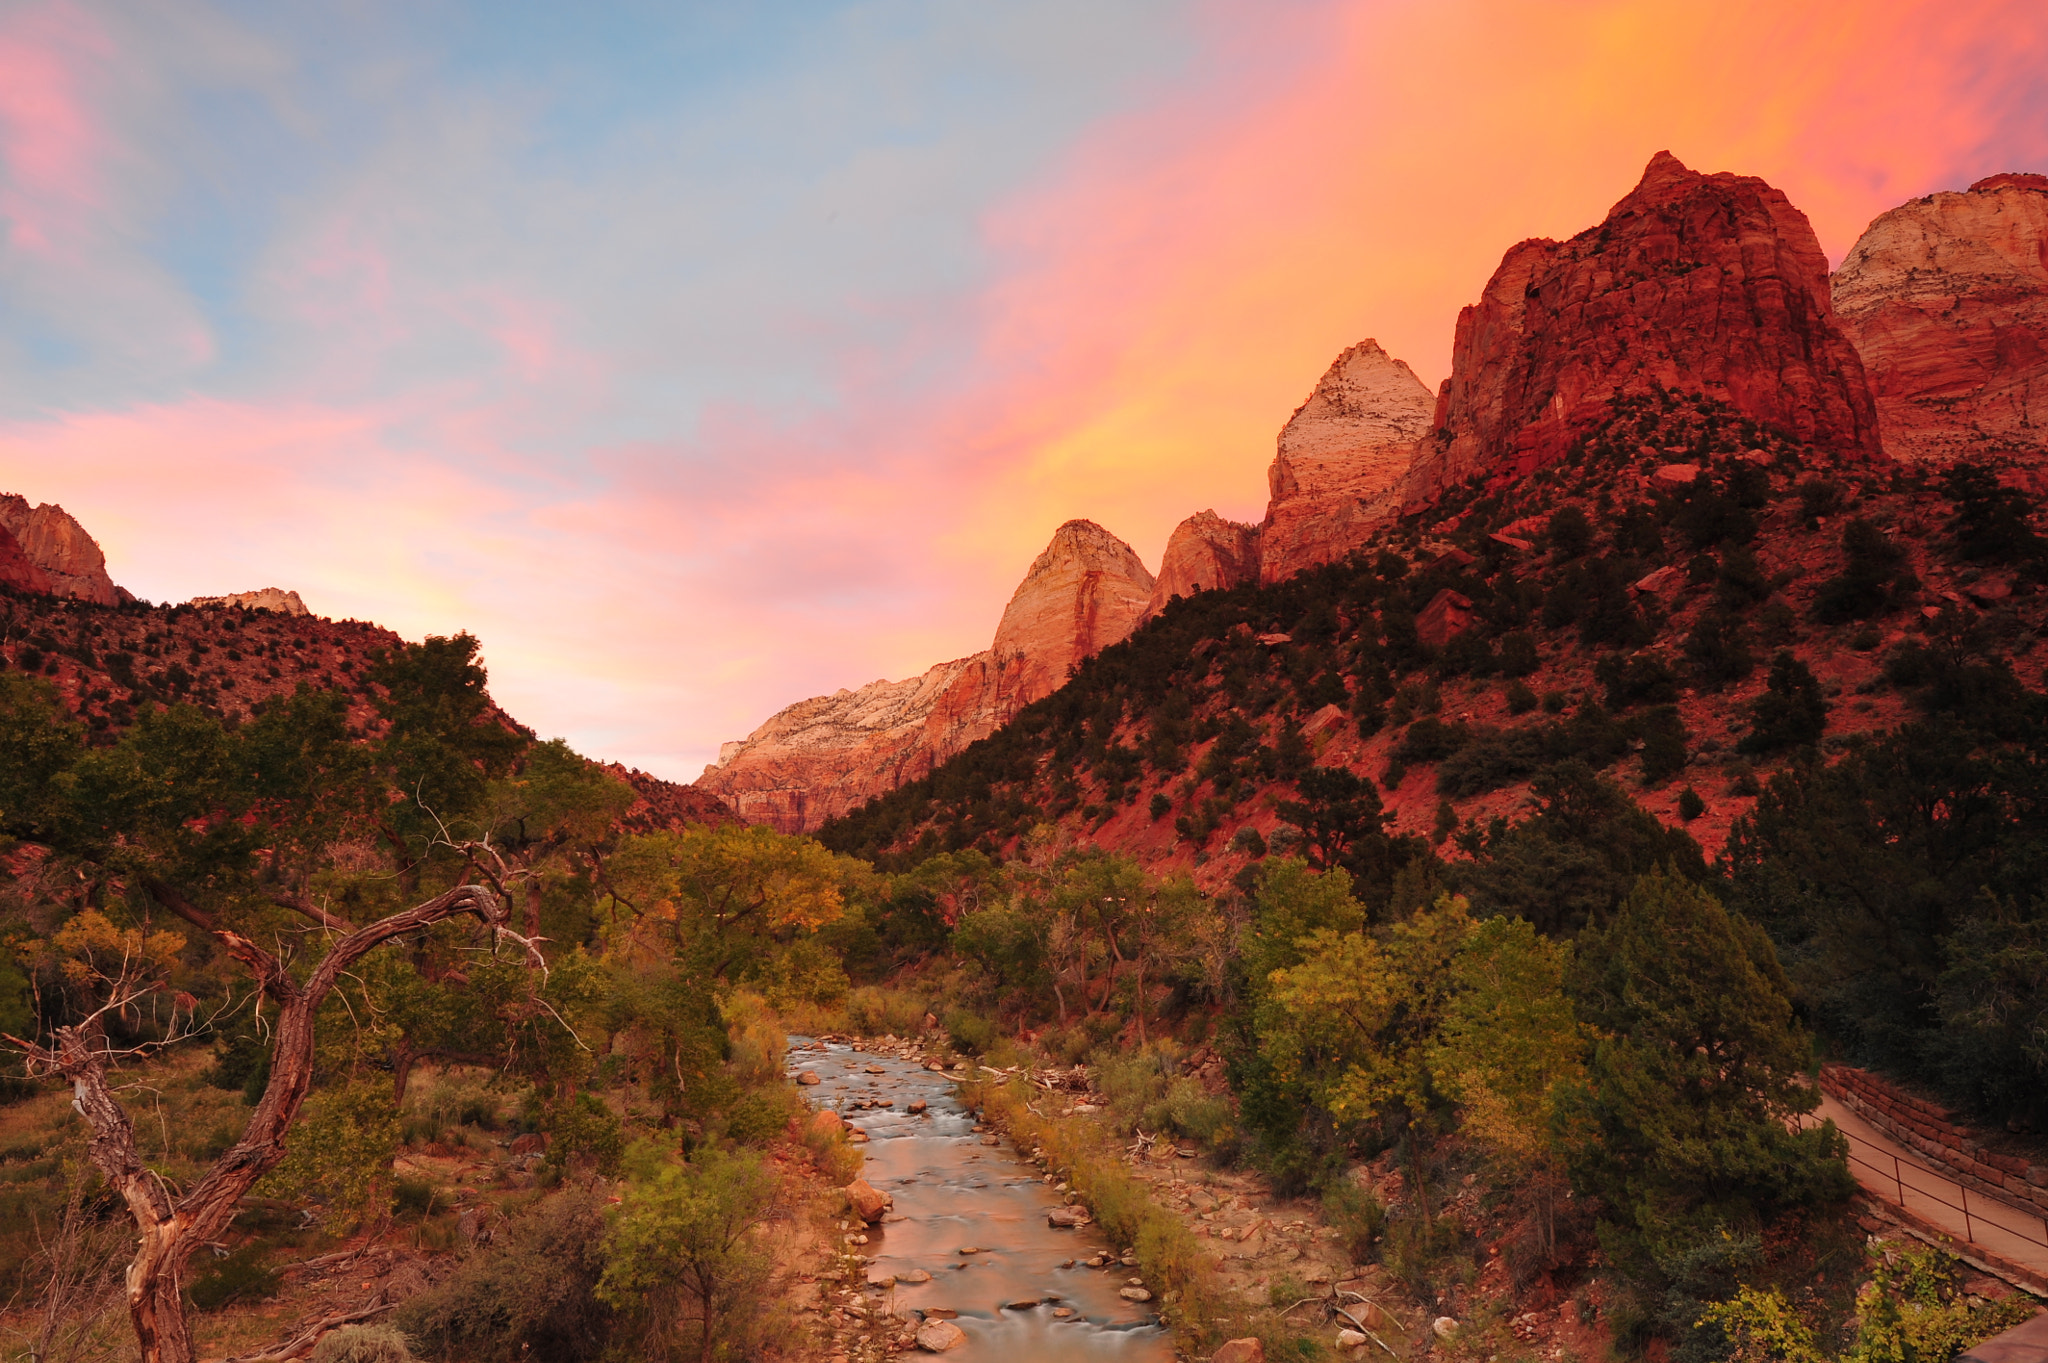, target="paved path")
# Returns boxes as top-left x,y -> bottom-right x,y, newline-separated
1815,1093 -> 2048,1281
